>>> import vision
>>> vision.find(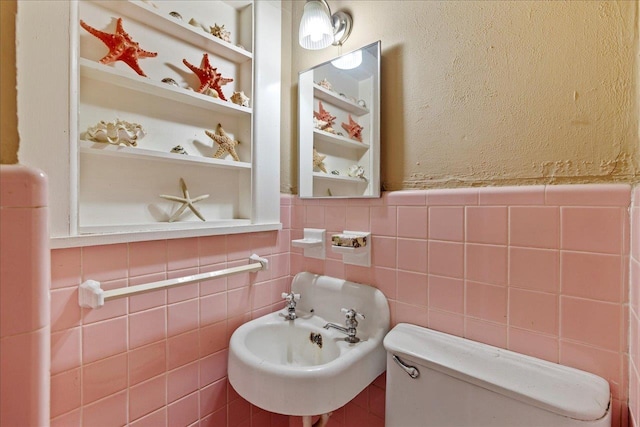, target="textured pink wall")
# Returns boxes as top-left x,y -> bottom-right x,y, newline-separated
0,165 -> 50,426
630,186 -> 640,427
49,184 -> 632,426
